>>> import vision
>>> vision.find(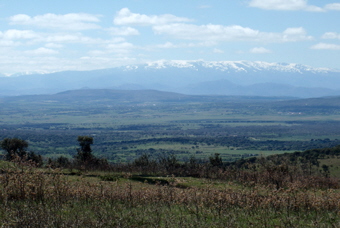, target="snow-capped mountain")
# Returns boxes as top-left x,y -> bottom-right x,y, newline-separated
139,60 -> 332,74
1,60 -> 340,98
7,71 -> 51,77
